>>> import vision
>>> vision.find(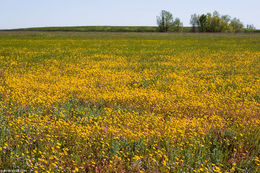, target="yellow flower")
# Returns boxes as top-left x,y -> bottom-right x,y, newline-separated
73,168 -> 79,173
133,155 -> 141,161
